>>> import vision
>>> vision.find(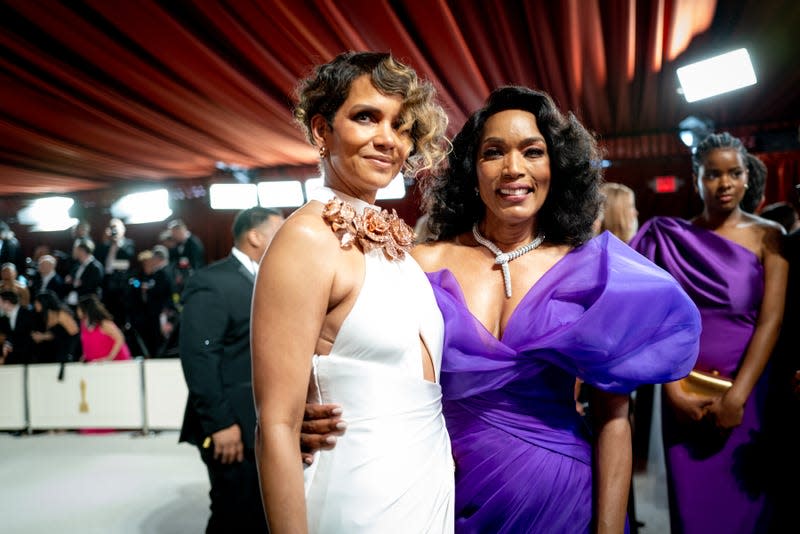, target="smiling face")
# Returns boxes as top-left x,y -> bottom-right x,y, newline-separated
312,75 -> 413,203
695,147 -> 748,214
476,109 -> 551,230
